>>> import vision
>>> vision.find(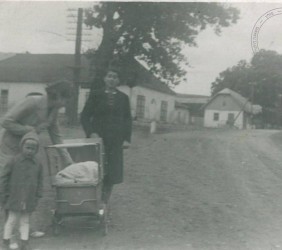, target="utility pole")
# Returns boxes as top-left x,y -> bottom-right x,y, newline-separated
65,7 -> 94,125
66,8 -> 83,125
